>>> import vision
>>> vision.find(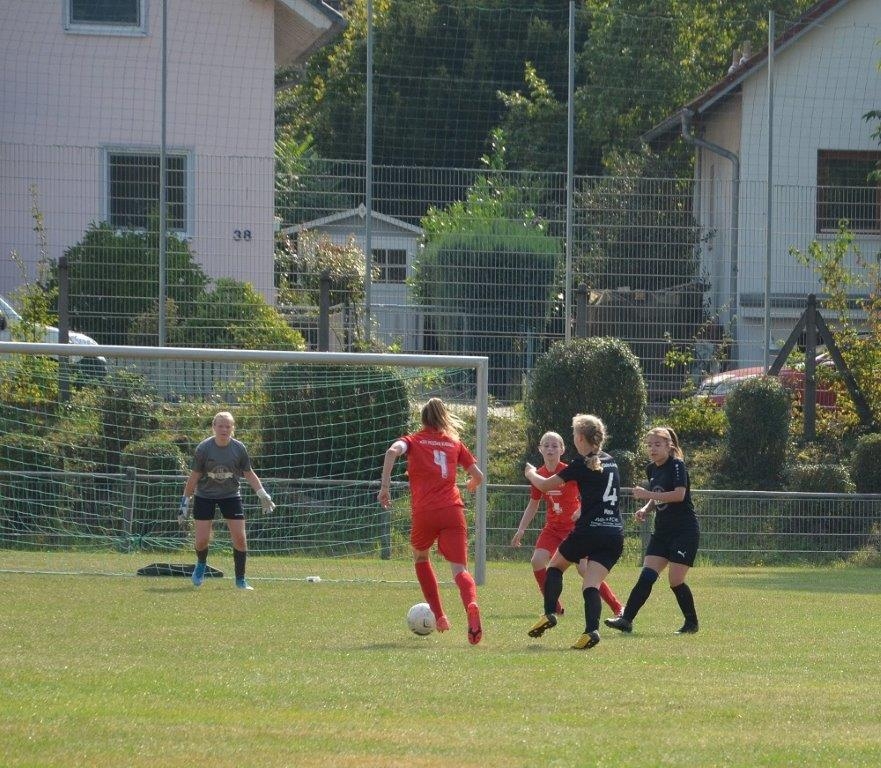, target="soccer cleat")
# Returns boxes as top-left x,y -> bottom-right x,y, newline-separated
527,613 -> 557,638
466,602 -> 482,645
675,620 -> 699,634
435,614 -> 451,632
191,562 -> 206,587
571,630 -> 601,650
604,615 -> 633,633
235,578 -> 254,590
554,602 -> 565,616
